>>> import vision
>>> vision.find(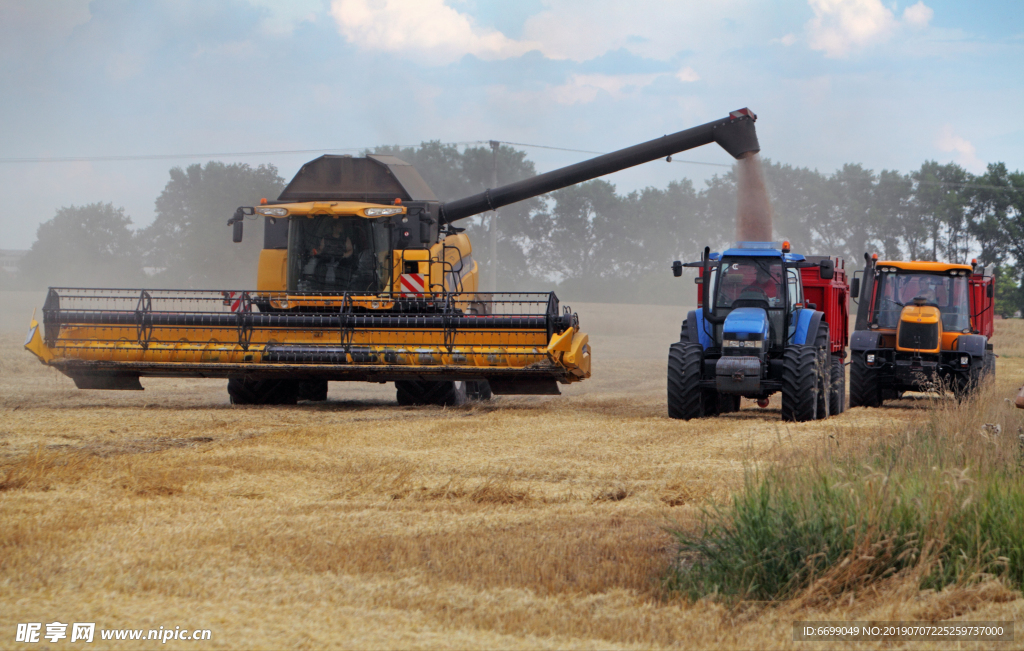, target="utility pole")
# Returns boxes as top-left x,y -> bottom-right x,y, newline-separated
489,140 -> 499,293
